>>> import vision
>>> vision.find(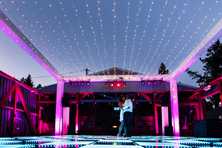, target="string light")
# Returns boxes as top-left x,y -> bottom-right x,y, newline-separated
83,0 -> 102,71
96,0 -> 107,74
112,0 -> 118,68
149,2 -> 185,73
128,0 -> 144,74
137,0 -> 155,73
122,0 -> 131,72
0,0 -> 221,78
